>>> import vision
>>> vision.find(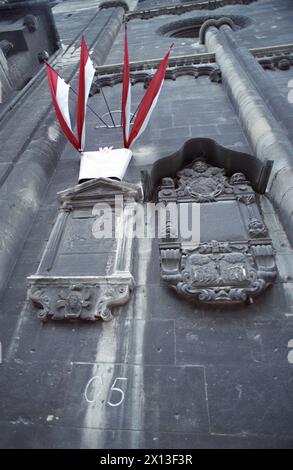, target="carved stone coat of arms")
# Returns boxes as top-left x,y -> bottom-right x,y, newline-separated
158,158 -> 277,304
